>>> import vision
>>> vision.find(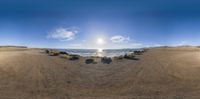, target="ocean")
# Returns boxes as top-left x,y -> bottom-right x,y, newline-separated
58,48 -> 143,57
